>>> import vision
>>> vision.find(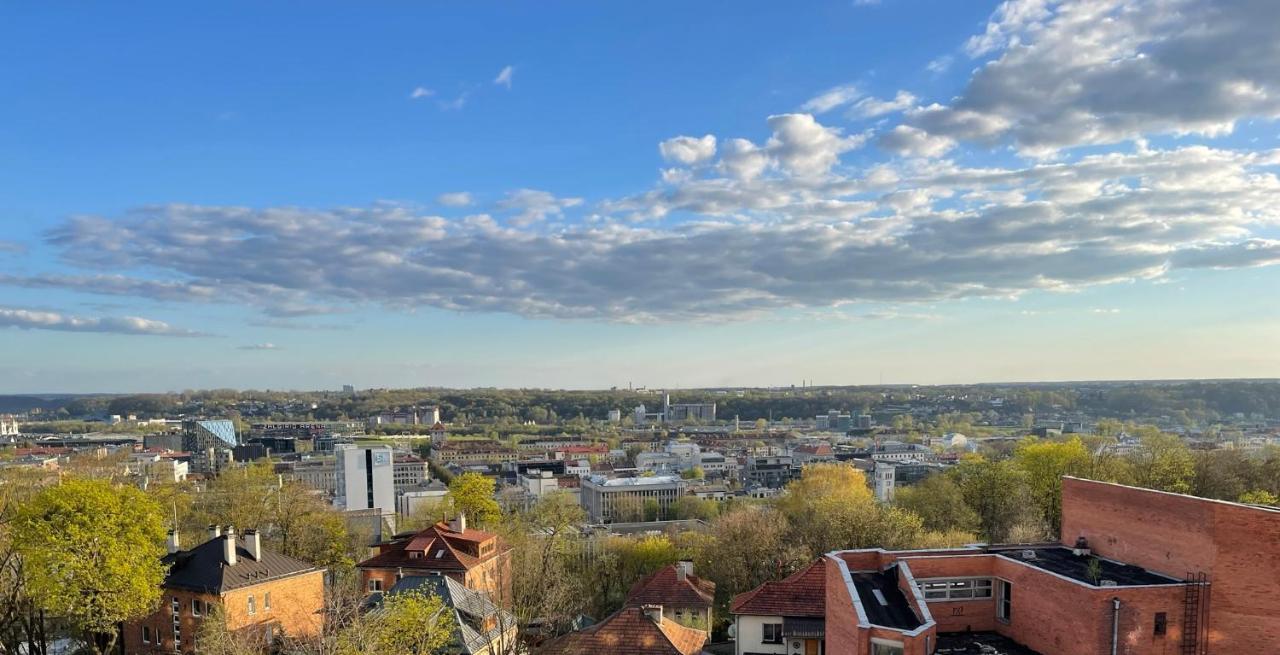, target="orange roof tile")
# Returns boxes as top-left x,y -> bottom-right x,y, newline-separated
626,565 -> 715,610
730,558 -> 826,617
539,606 -> 707,655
